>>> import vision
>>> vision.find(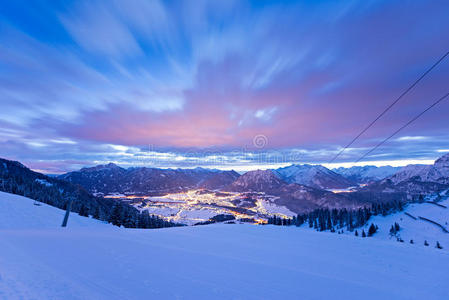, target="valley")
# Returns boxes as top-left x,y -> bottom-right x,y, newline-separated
53,152 -> 449,226
105,189 -> 293,225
